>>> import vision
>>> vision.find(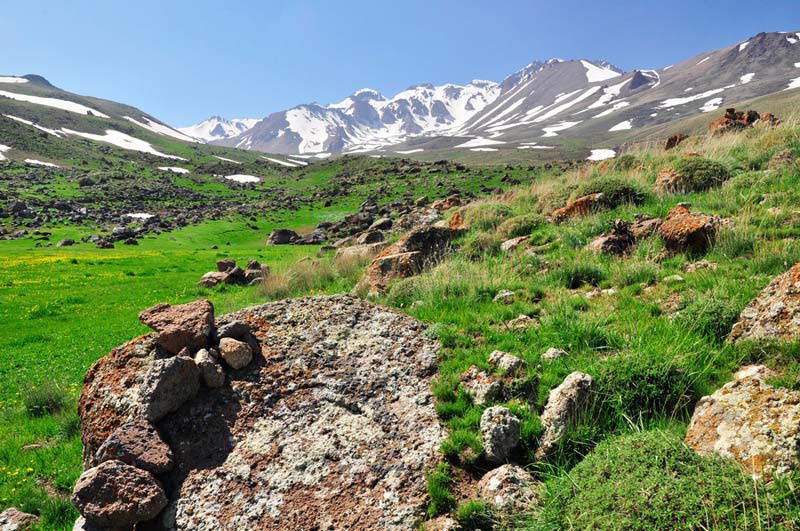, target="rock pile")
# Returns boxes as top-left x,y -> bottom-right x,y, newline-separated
198,258 -> 270,287
708,108 -> 780,136
73,295 -> 444,530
